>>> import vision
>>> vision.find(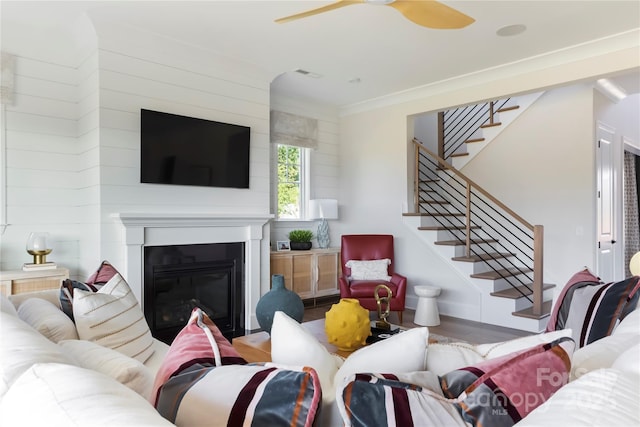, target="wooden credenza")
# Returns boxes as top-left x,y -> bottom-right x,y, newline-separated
270,248 -> 340,300
0,267 -> 69,296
